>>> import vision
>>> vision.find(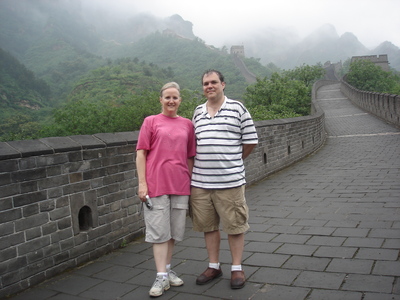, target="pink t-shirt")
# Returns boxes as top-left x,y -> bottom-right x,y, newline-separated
136,114 -> 196,197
